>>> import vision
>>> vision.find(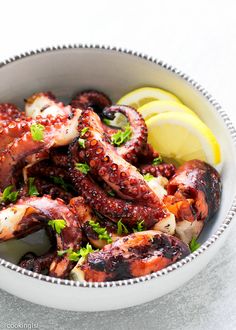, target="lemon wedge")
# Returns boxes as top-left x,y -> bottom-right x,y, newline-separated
138,100 -> 198,120
146,112 -> 221,165
117,87 -> 182,109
